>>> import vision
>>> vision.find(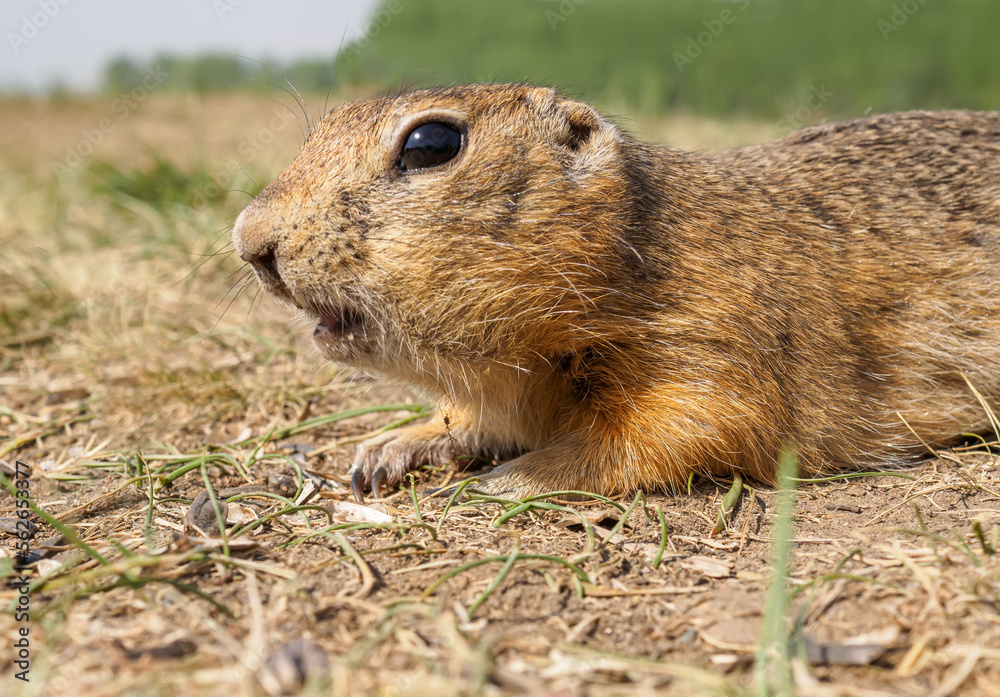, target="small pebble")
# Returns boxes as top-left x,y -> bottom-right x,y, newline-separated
186,490 -> 229,535
261,638 -> 330,693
